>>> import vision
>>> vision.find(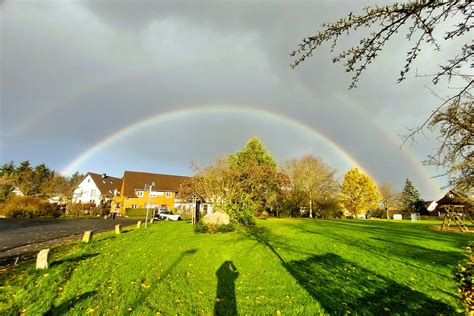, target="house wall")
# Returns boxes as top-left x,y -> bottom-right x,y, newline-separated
72,175 -> 102,205
112,190 -> 176,214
